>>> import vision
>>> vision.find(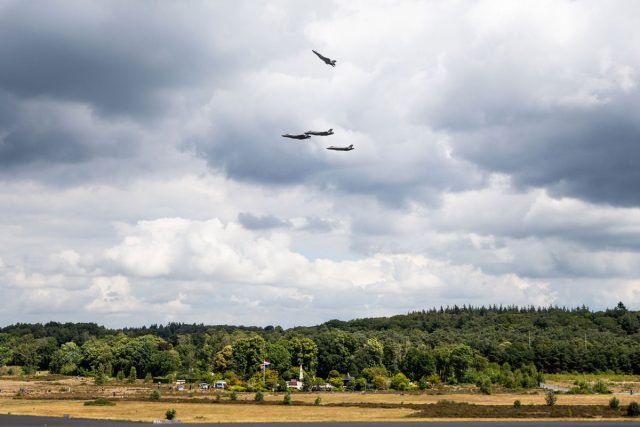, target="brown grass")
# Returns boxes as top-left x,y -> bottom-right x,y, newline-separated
259,391 -> 640,406
0,399 -> 413,423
